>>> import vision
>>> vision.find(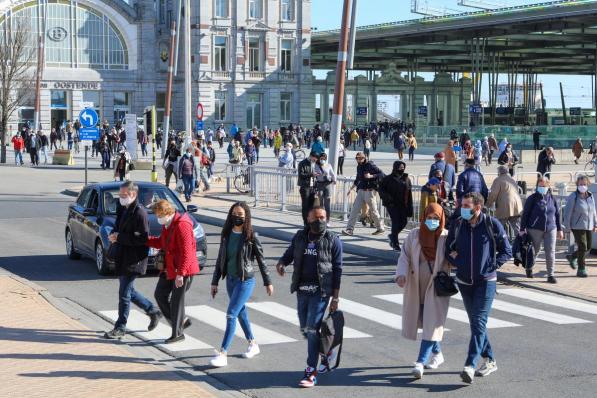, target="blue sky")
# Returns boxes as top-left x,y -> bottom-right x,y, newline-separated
311,0 -> 593,109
